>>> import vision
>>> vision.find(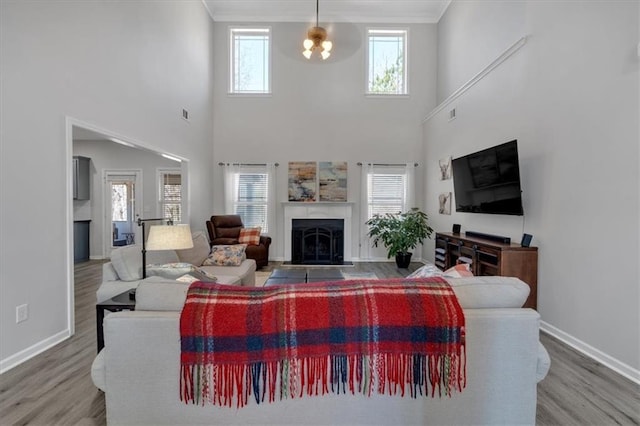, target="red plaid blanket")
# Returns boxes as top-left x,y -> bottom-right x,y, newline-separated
180,277 -> 465,407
